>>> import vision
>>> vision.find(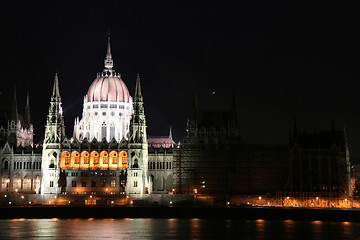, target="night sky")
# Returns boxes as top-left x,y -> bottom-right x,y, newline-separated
2,1 -> 360,156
